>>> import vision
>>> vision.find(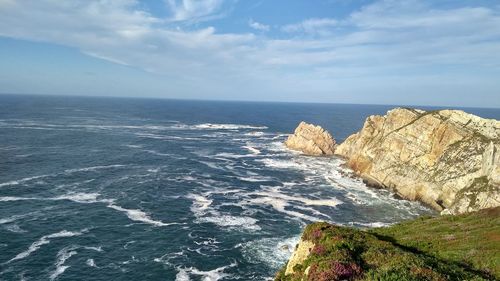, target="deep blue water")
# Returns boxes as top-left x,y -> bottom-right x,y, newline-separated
1,95 -> 498,281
